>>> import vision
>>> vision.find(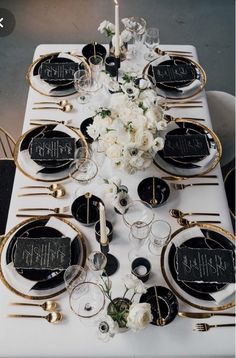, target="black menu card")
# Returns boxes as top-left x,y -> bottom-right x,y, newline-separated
176,247 -> 235,284
153,63 -> 195,83
163,134 -> 210,158
40,62 -> 79,81
14,237 -> 71,270
30,137 -> 75,161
